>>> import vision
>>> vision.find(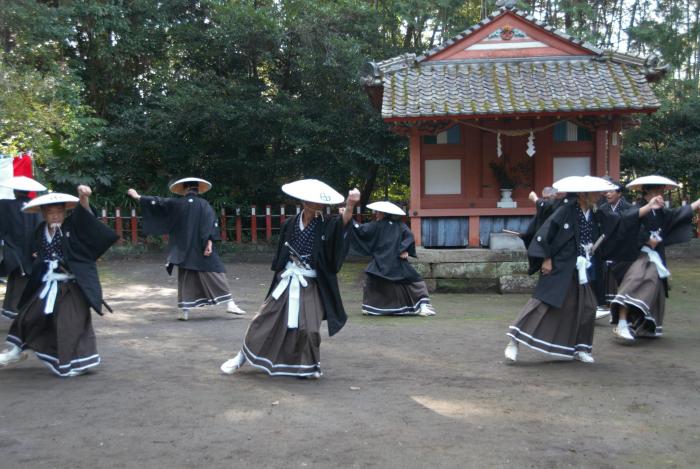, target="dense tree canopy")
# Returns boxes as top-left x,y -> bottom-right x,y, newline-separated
1,0 -> 699,207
